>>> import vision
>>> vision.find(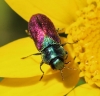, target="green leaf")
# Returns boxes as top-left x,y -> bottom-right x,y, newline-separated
64,77 -> 86,96
0,78 -> 4,82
